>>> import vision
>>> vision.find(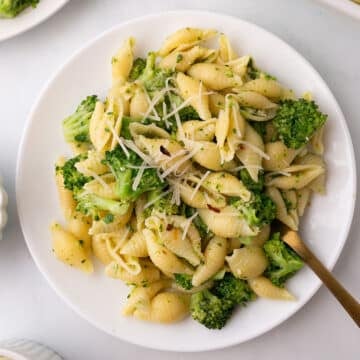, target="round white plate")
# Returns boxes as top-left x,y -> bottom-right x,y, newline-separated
318,0 -> 360,20
0,0 -> 68,42
16,11 -> 356,352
